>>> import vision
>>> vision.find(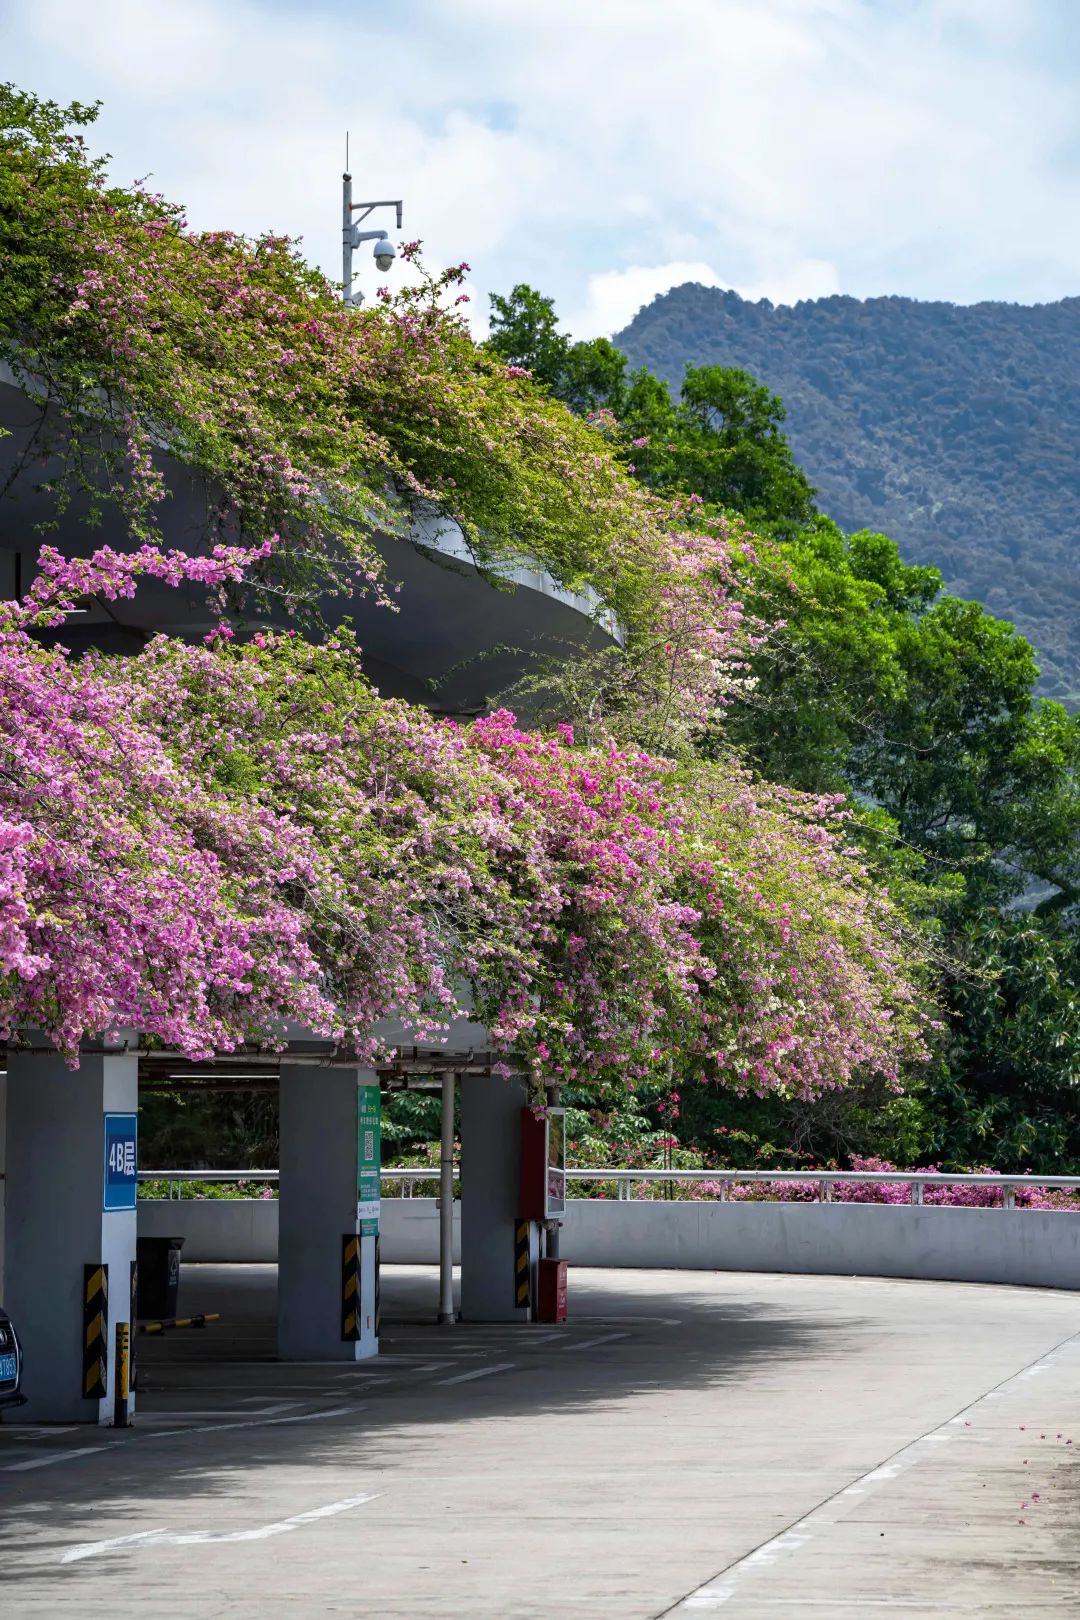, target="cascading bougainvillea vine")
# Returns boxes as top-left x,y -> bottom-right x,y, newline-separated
0,542 -> 931,1086
0,85 -> 935,1089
